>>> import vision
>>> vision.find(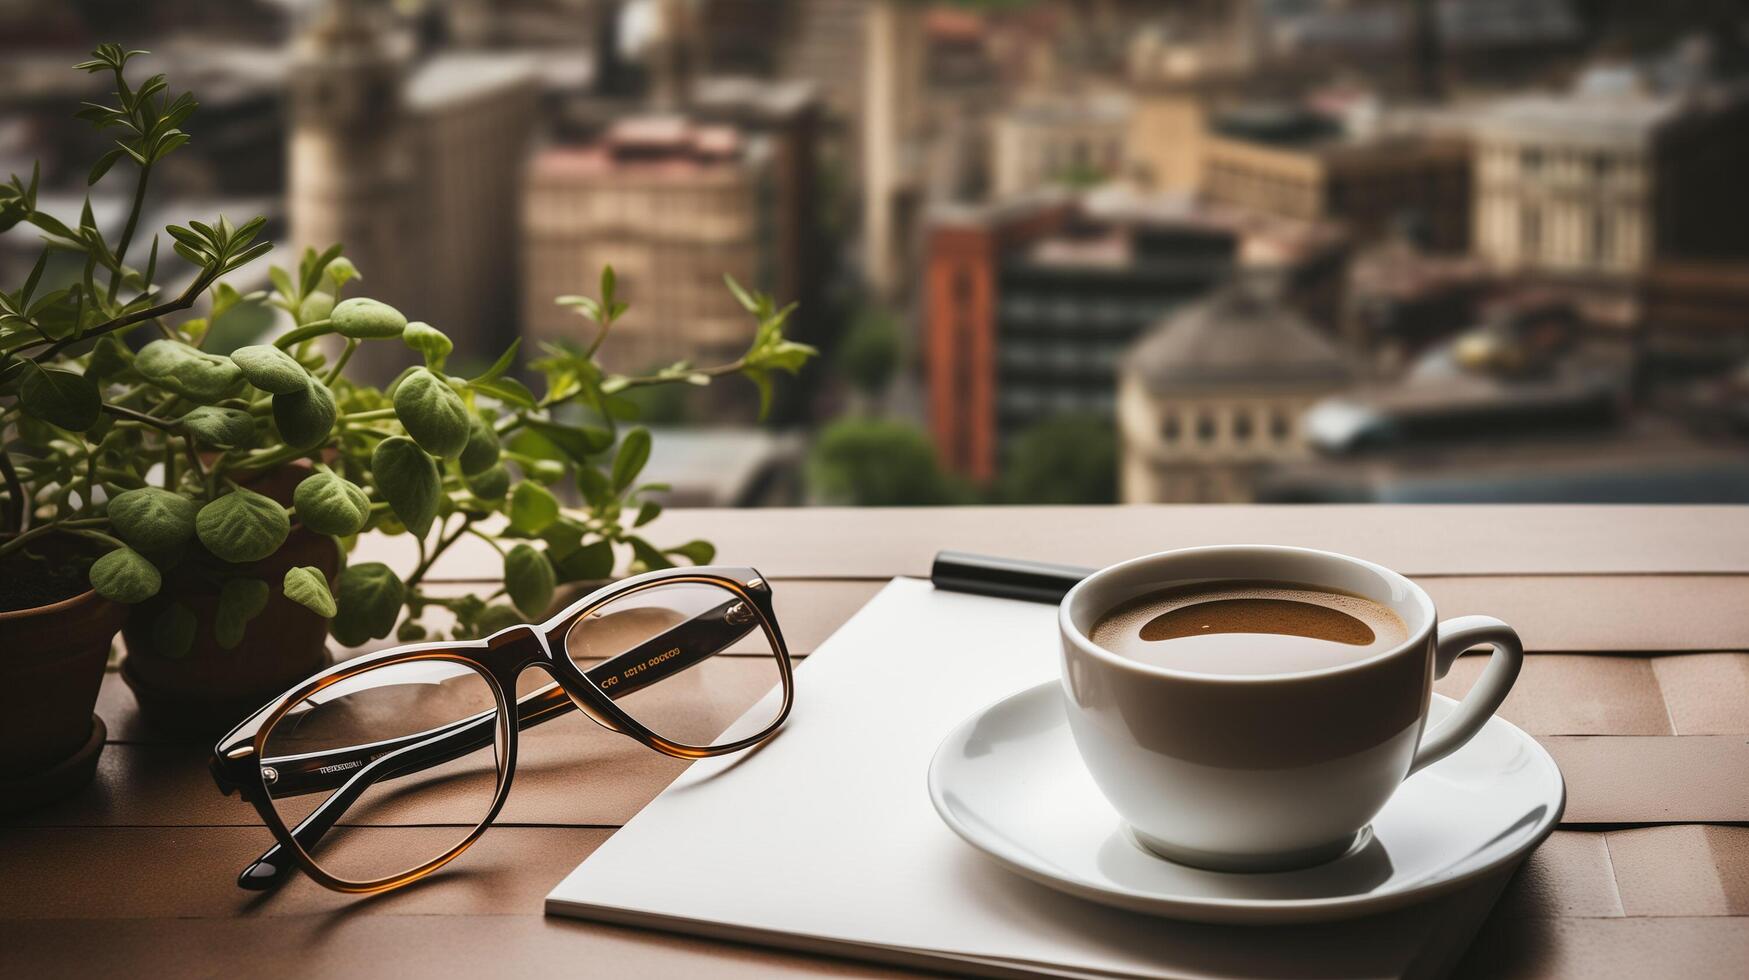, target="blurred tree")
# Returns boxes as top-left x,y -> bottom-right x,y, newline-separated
838,304 -> 903,398
998,414 -> 1117,504
808,419 -> 967,505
